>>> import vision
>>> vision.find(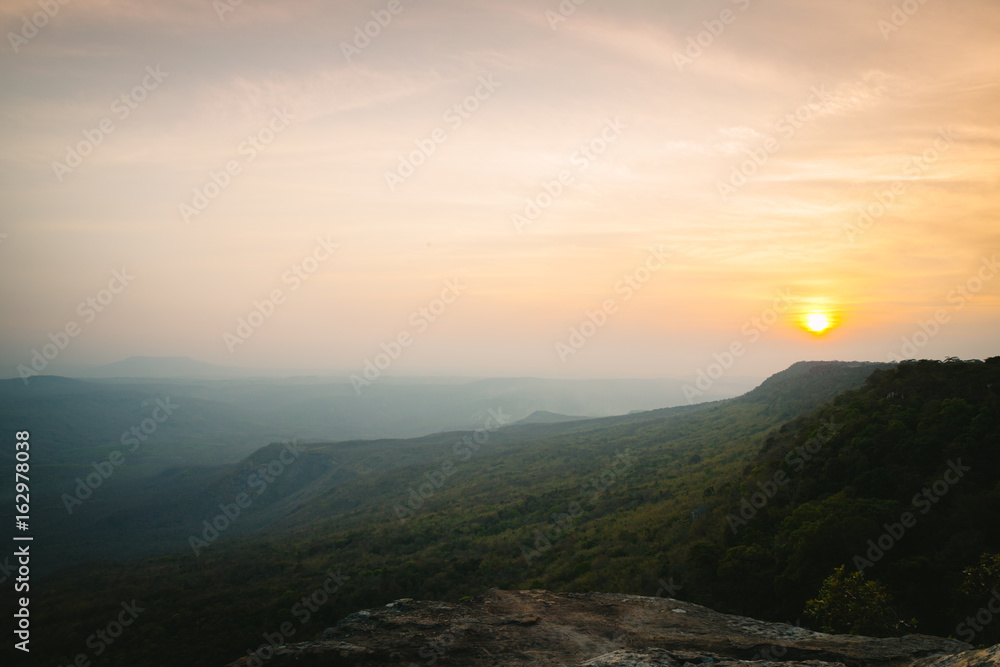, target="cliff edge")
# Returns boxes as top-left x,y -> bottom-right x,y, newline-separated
225,589 -> 990,666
